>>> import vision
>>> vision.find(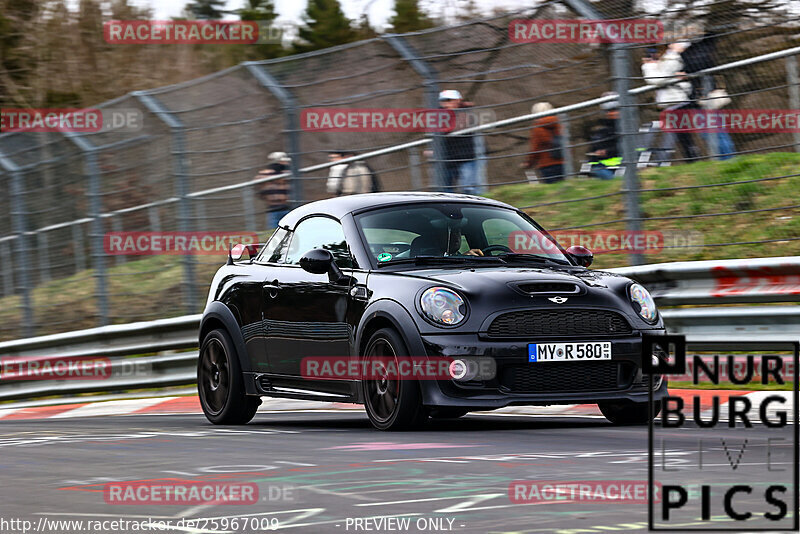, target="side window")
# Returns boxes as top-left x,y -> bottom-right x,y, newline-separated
284,217 -> 352,268
258,228 -> 291,264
